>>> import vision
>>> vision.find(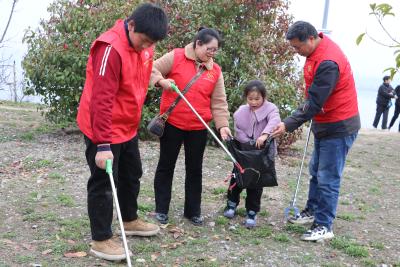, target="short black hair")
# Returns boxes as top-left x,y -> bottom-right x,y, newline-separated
193,27 -> 222,48
127,3 -> 168,41
243,80 -> 267,99
383,75 -> 391,82
286,21 -> 318,42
